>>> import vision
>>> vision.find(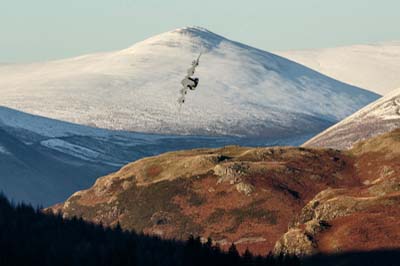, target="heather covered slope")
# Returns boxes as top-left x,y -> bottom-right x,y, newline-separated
0,27 -> 378,140
303,87 -> 400,149
52,130 -> 400,256
51,145 -> 360,255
